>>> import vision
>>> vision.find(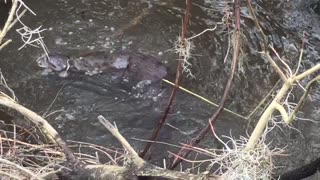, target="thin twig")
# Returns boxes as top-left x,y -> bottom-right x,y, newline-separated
246,79 -> 281,120
0,95 -> 79,165
287,76 -> 320,124
0,0 -> 18,45
0,158 -> 39,179
0,171 -> 22,180
169,0 -> 241,169
187,26 -> 217,40
139,0 -> 192,158
42,84 -> 66,117
244,0 -> 287,82
97,115 -> 216,180
294,31 -> 305,76
98,115 -> 137,156
0,39 -> 12,50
